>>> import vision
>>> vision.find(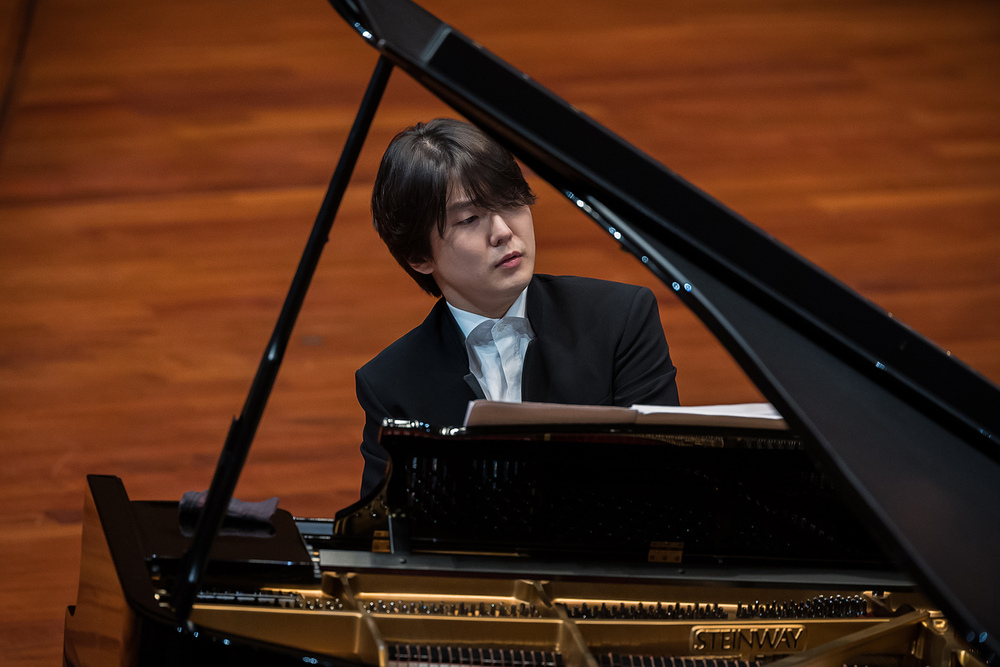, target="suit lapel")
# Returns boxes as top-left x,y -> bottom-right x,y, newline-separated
464,373 -> 486,399
427,299 -> 484,408
522,277 -> 553,402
